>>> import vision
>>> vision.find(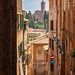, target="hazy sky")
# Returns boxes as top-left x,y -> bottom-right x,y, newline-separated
22,0 -> 49,14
